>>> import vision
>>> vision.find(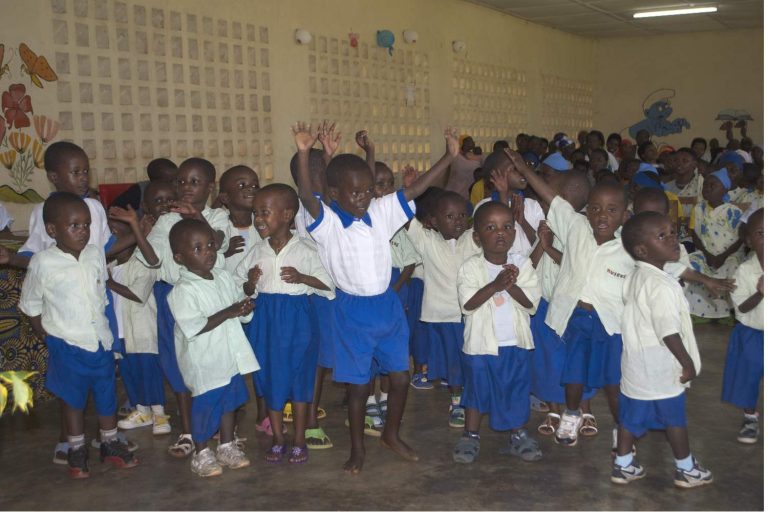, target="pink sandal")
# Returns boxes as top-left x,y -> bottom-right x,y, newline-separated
255,417 -> 287,436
